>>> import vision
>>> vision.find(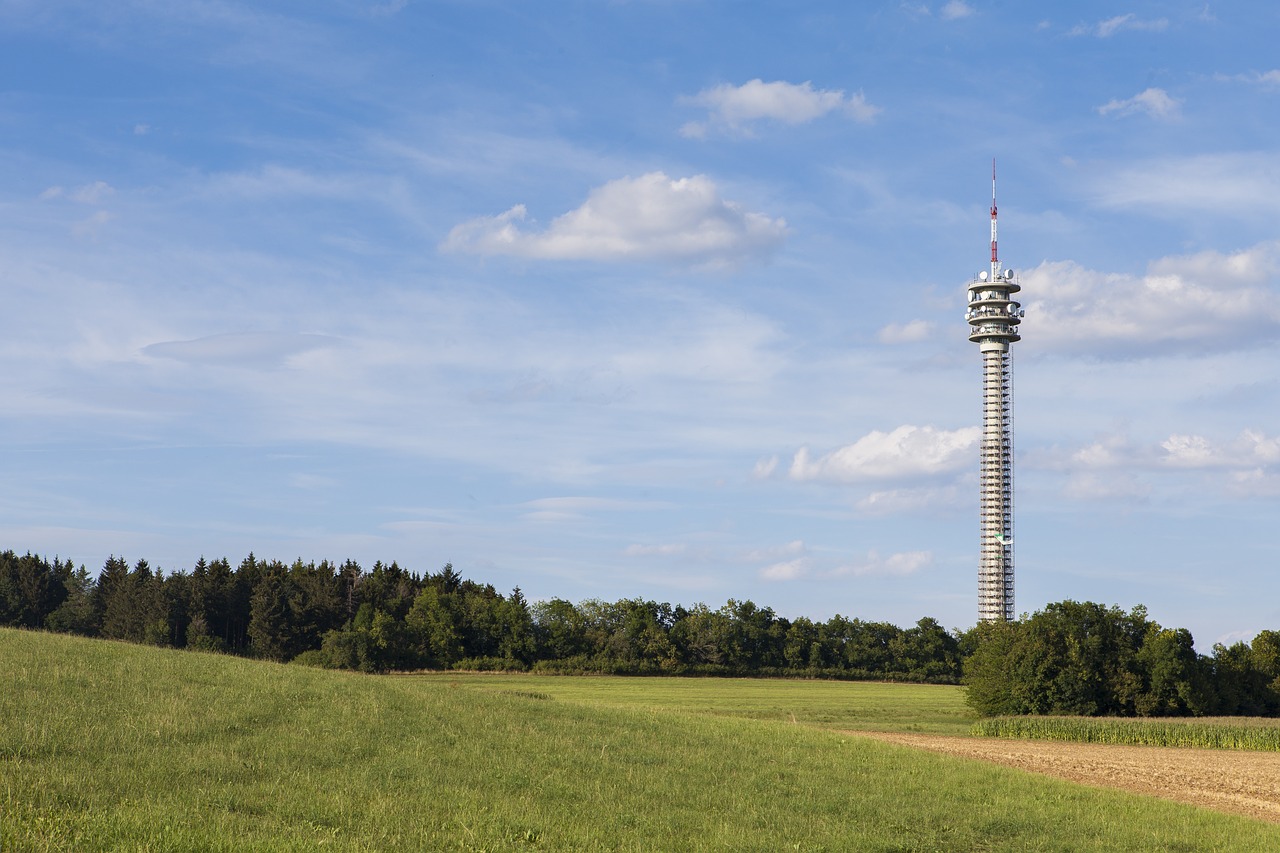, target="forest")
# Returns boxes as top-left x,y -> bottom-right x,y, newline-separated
1,550 -> 1276,717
